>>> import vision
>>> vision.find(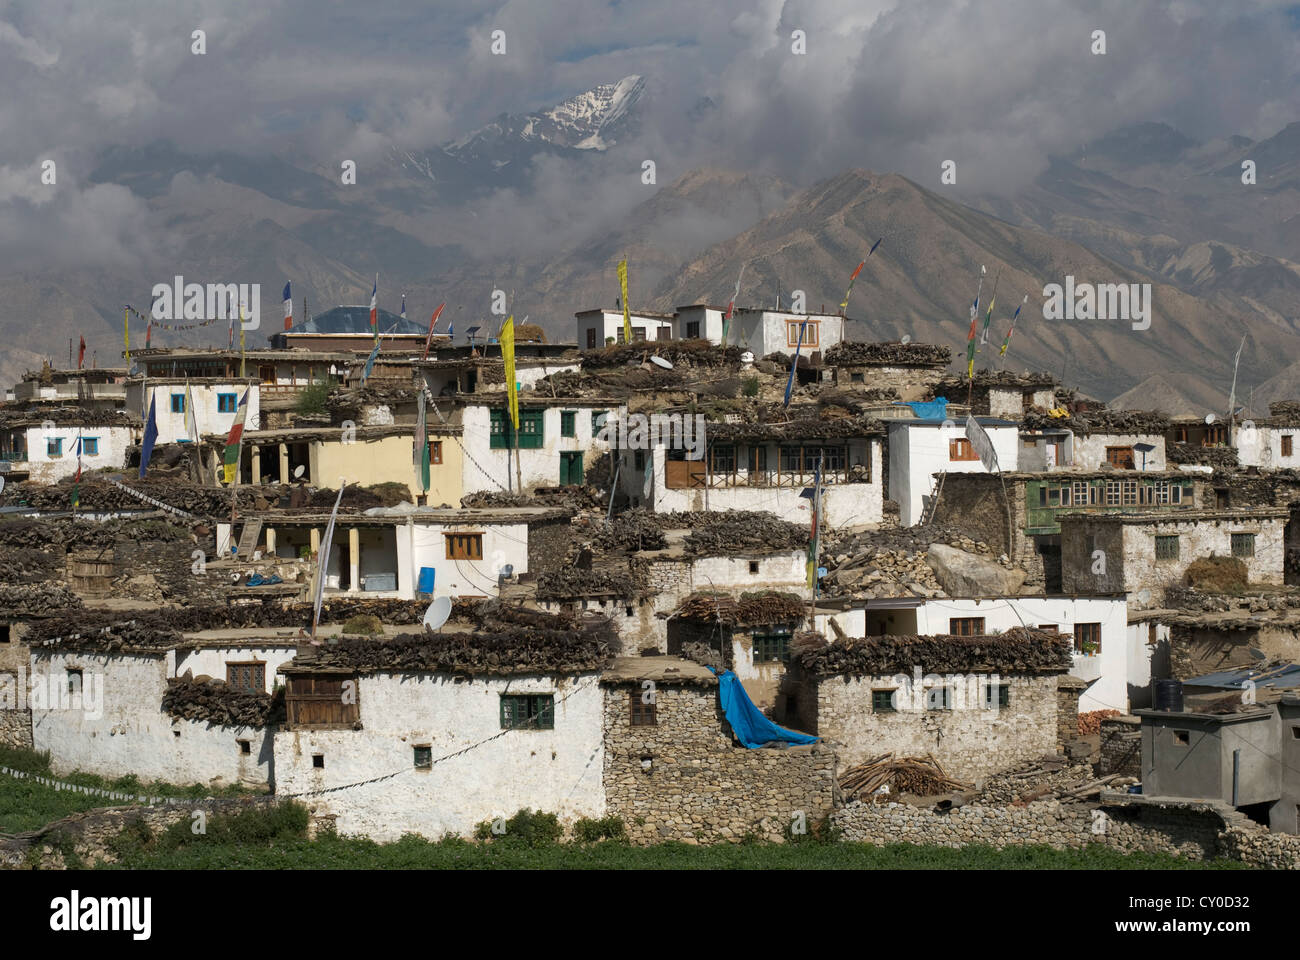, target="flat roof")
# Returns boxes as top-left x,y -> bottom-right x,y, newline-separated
253,506 -> 571,524
600,656 -> 716,685
1058,507 -> 1288,524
